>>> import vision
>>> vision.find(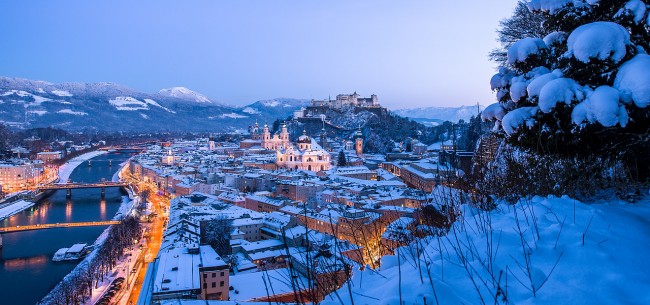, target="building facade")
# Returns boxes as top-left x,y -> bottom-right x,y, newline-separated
0,160 -> 44,190
276,131 -> 331,172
